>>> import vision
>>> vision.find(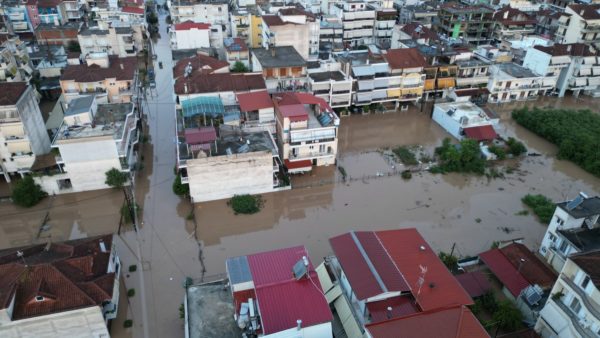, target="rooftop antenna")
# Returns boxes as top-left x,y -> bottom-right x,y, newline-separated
416,264 -> 428,297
